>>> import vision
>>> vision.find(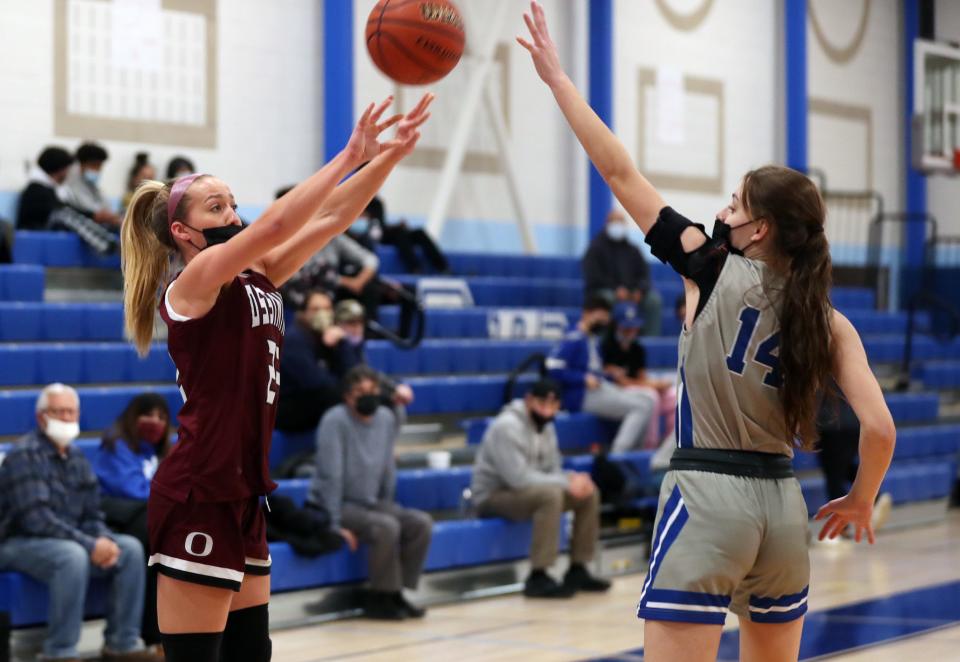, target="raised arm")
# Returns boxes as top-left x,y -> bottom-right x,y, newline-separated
260,94 -> 434,287
815,311 -> 896,543
518,2 -> 665,234
173,97 -> 398,311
